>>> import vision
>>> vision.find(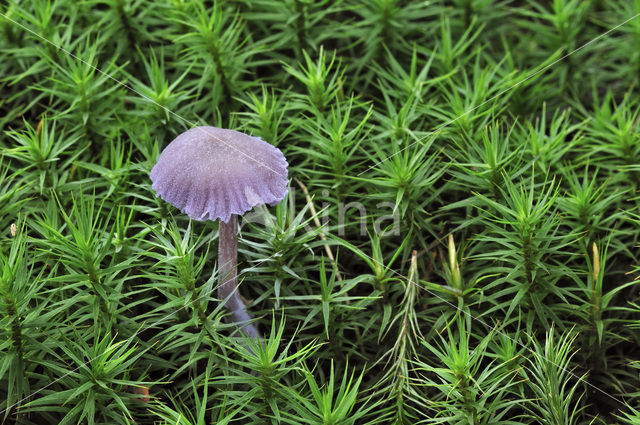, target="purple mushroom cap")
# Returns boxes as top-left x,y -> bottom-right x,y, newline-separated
150,126 -> 288,223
